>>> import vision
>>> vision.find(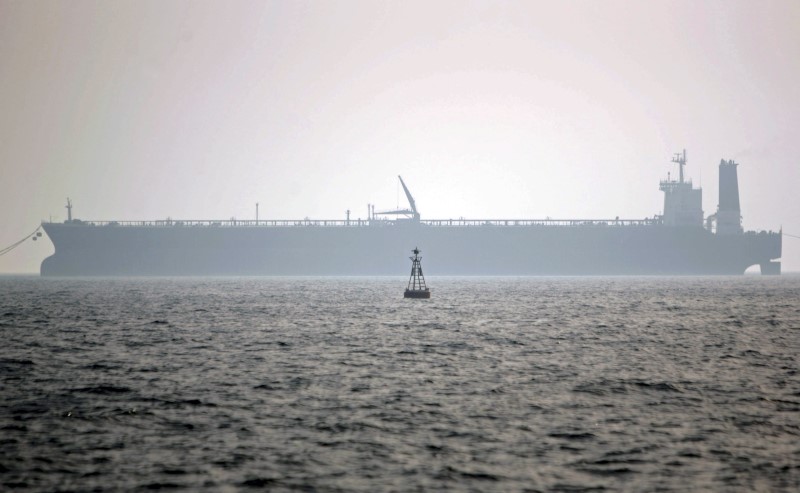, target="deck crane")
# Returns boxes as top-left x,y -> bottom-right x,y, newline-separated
373,176 -> 421,223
